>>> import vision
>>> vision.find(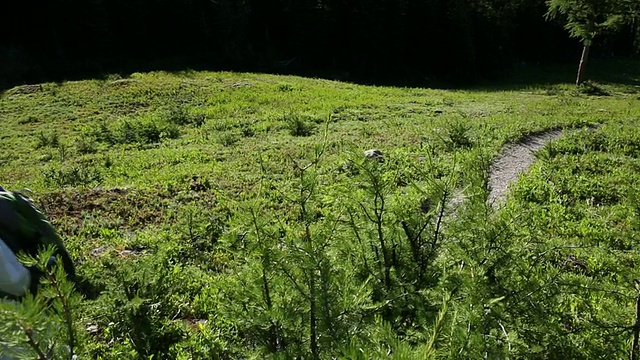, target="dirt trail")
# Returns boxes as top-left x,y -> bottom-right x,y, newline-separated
487,129 -> 565,207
